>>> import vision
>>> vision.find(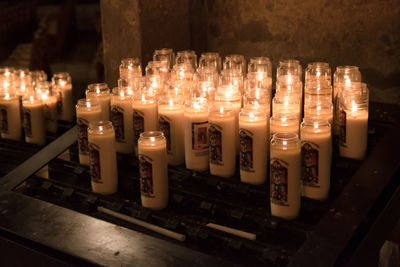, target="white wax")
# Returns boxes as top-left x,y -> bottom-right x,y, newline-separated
138,140 -> 168,210
23,101 -> 46,146
184,110 -> 209,171
339,110 -> 368,159
270,147 -> 301,220
158,106 -> 185,166
87,93 -> 110,121
76,107 -> 102,165
133,101 -> 158,154
57,84 -> 74,122
110,97 -> 134,154
301,127 -> 332,200
209,114 -> 236,177
43,96 -> 58,134
88,128 -> 118,194
0,97 -> 22,141
239,117 -> 268,184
